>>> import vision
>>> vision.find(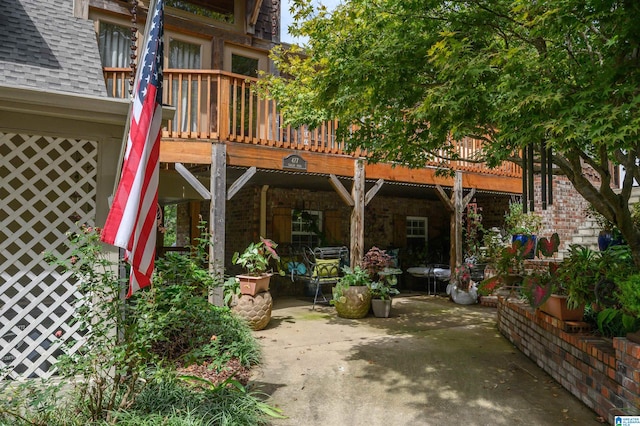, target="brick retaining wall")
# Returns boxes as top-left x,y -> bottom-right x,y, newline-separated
497,298 -> 640,423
